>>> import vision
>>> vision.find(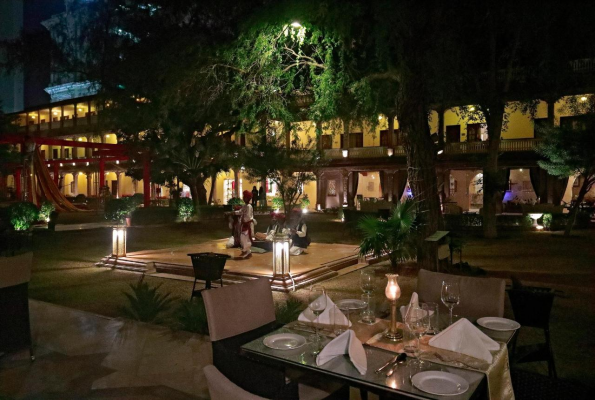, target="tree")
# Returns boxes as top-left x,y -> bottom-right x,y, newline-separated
537,103 -> 595,236
243,130 -> 320,215
358,201 -> 417,270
